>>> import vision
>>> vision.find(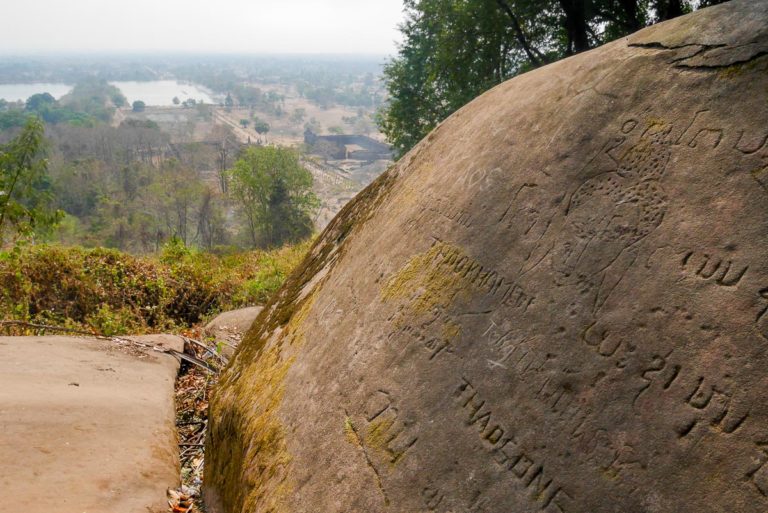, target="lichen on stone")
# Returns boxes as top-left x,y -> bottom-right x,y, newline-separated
206,290 -> 318,513
381,241 -> 473,316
